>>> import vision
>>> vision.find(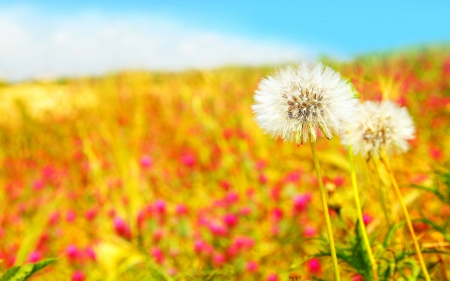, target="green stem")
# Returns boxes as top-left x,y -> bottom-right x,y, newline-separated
310,141 -> 341,281
380,155 -> 431,281
348,146 -> 379,281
